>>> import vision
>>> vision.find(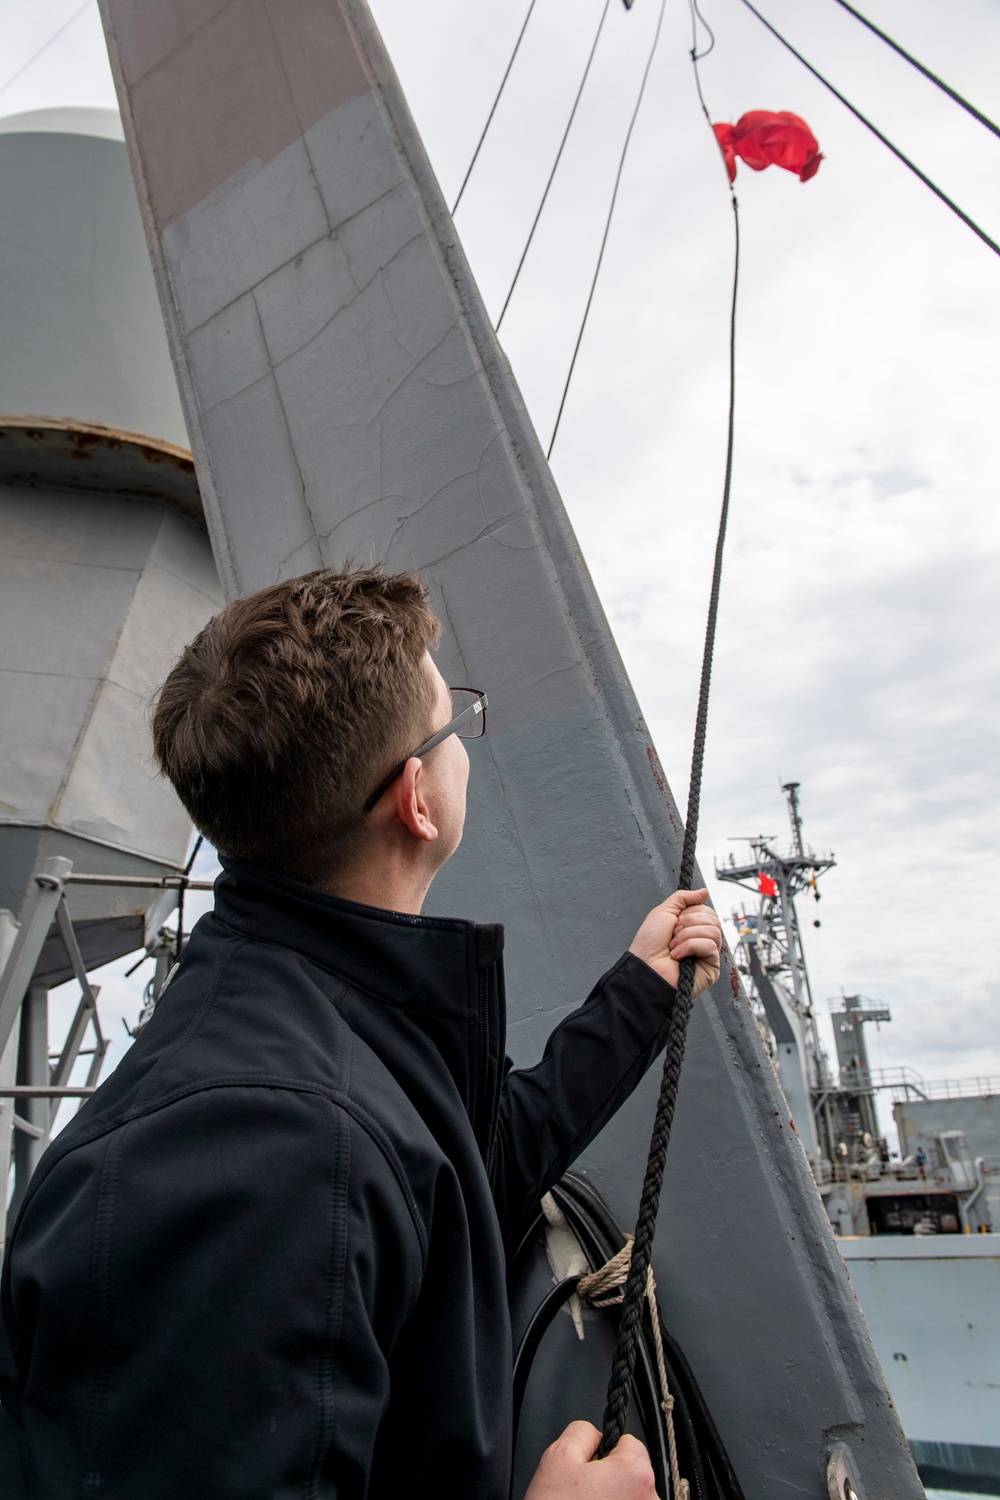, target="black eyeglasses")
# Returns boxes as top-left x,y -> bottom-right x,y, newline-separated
363,687 -> 488,813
